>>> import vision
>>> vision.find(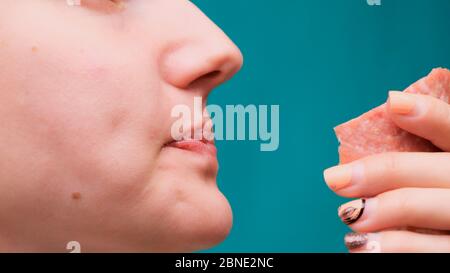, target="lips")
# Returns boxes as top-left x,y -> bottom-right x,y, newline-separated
165,138 -> 217,157
163,114 -> 217,160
